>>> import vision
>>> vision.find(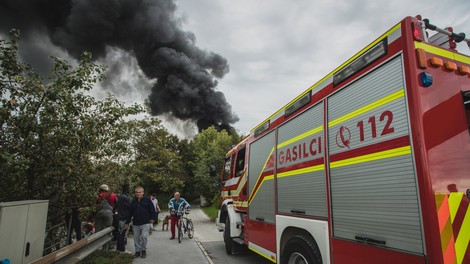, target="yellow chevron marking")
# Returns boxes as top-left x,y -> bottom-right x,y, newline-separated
248,175 -> 274,205
248,147 -> 274,203
448,192 -> 470,264
225,171 -> 247,198
449,192 -> 464,222
455,204 -> 470,264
